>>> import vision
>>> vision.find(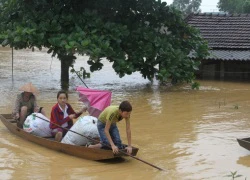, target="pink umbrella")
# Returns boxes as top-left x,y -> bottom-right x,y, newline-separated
76,87 -> 112,118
